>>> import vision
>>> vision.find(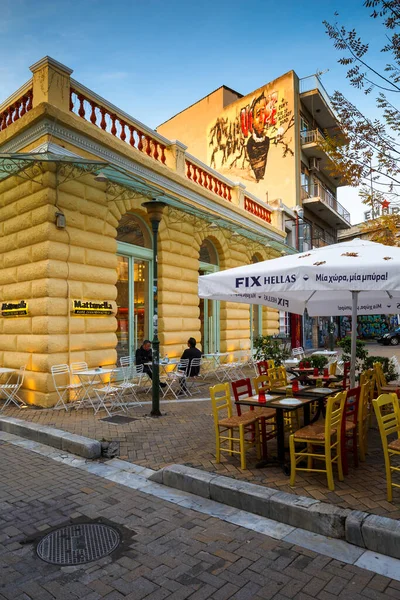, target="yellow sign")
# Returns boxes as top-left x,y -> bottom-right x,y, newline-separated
1,300 -> 29,317
72,300 -> 113,316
